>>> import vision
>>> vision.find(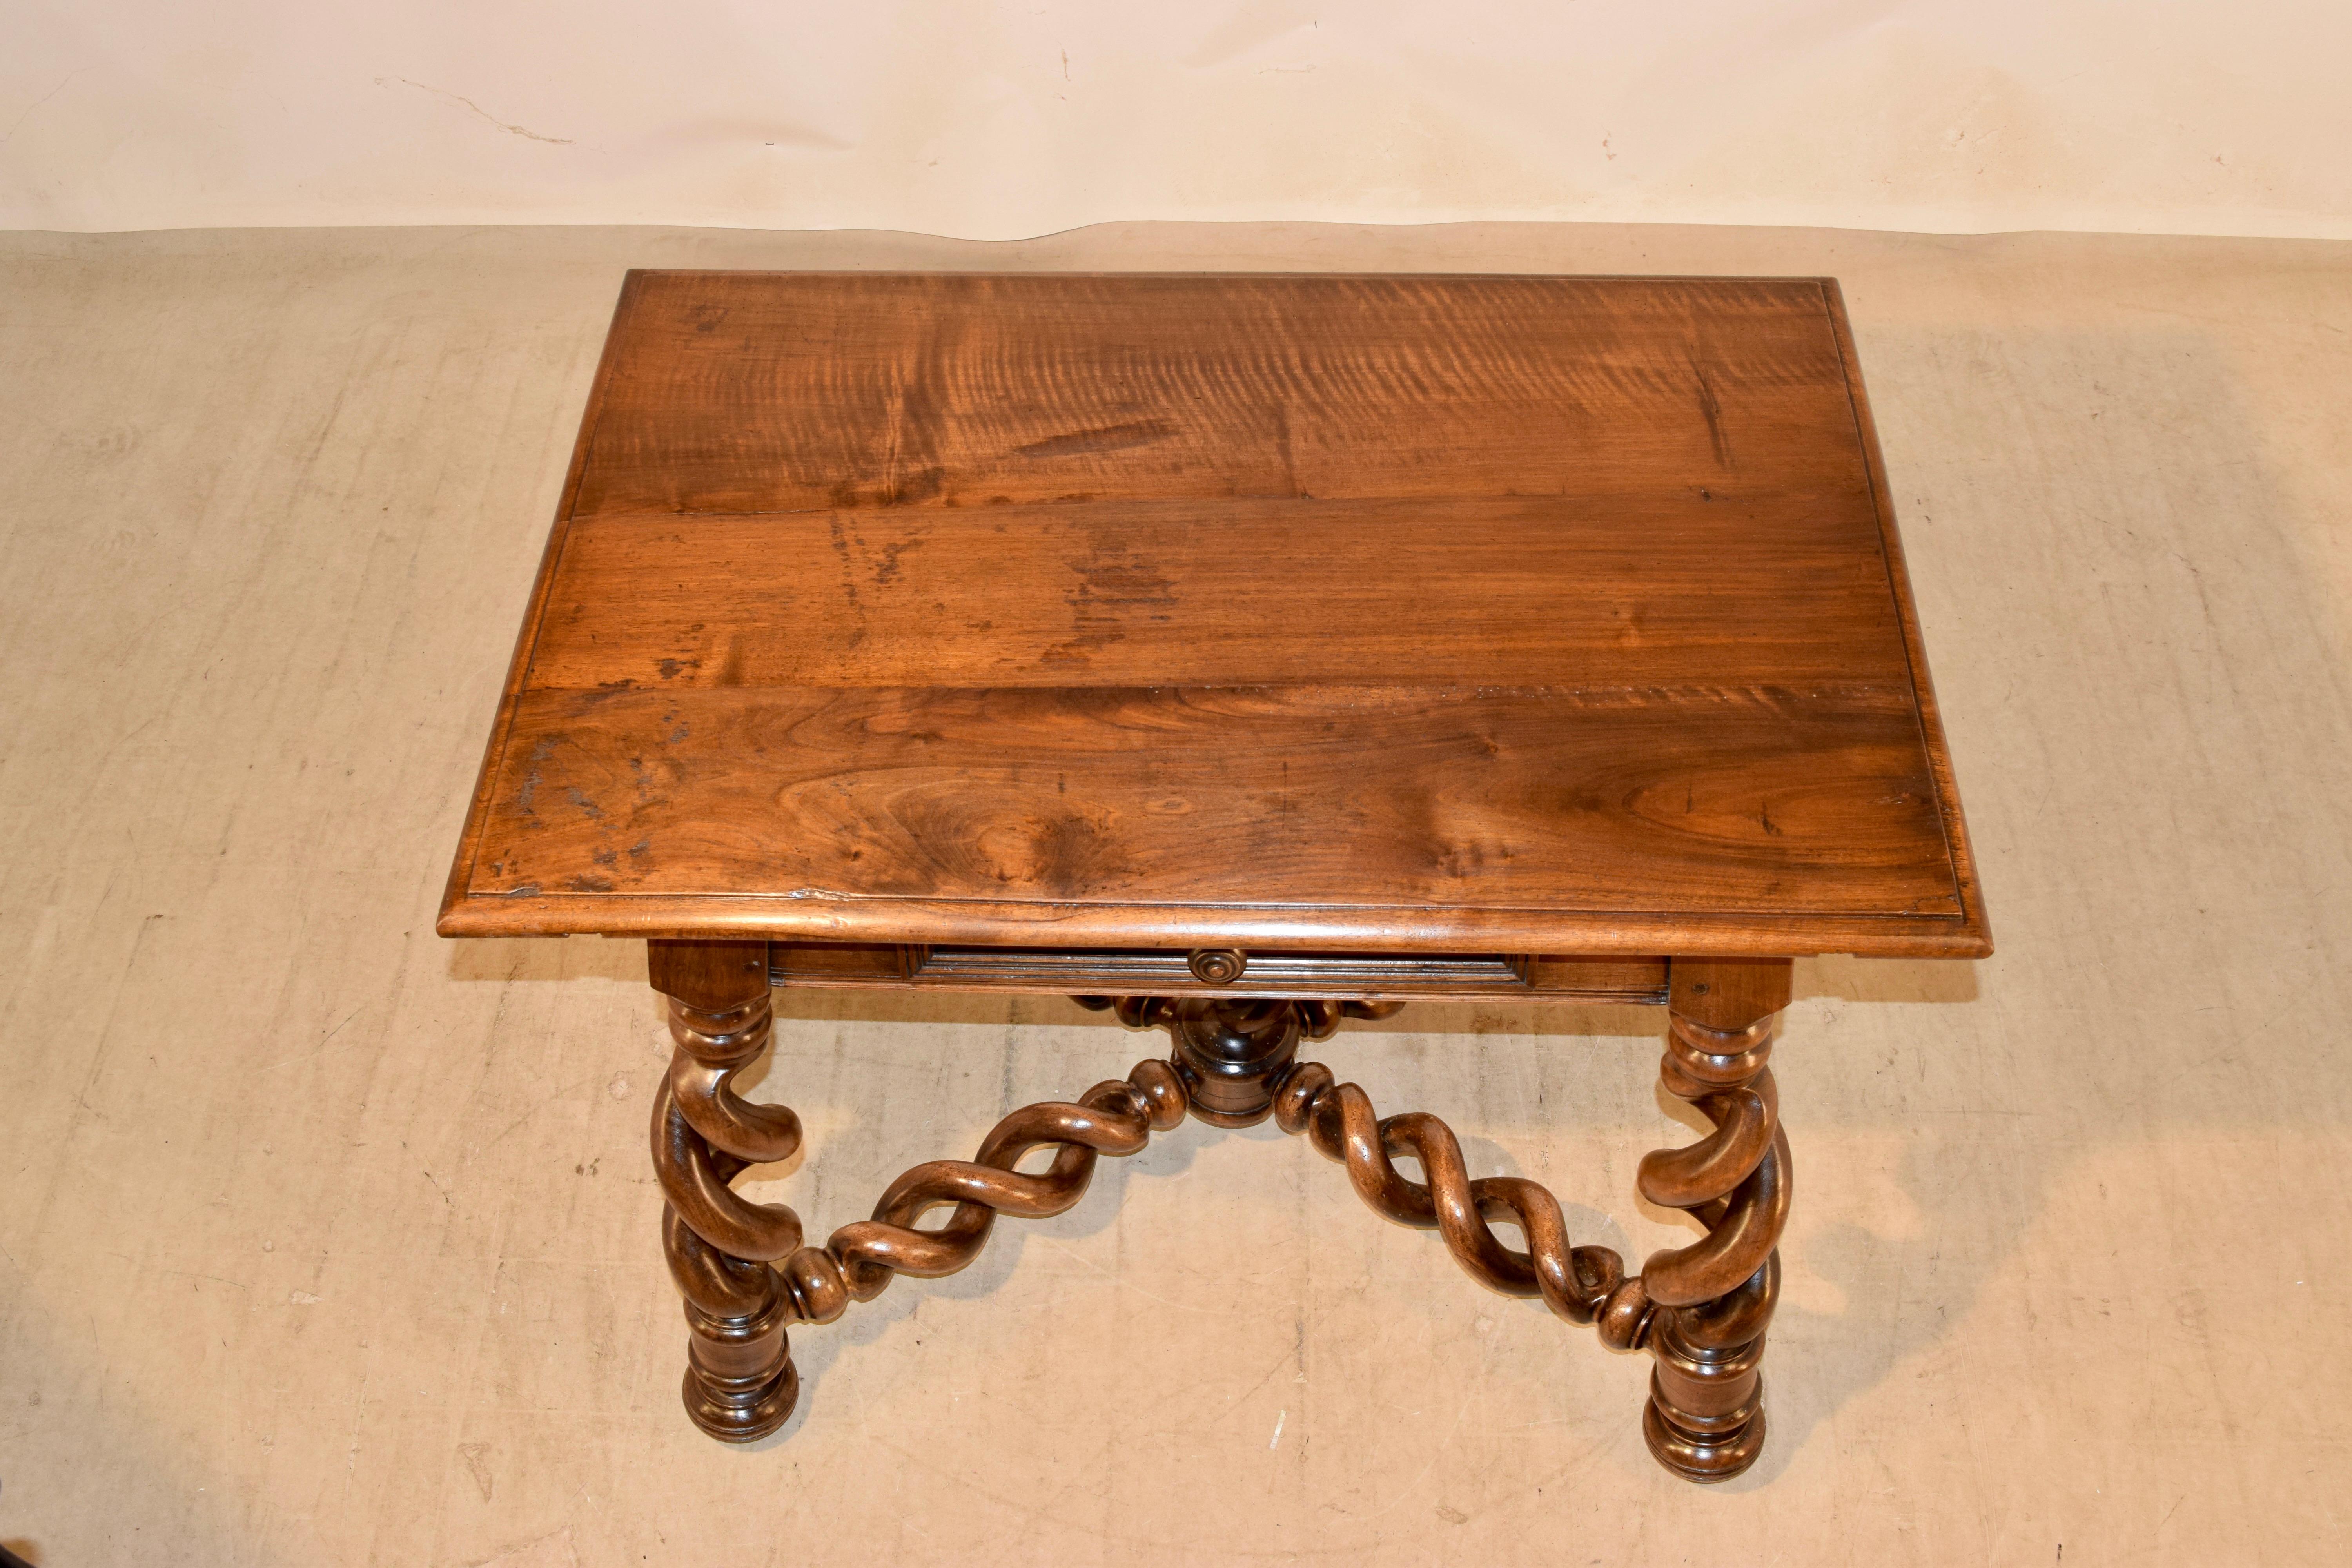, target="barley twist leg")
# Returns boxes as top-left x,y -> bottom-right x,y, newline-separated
648,941 -> 1196,1442
1635,958 -> 1794,1482
648,939 -> 801,1441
